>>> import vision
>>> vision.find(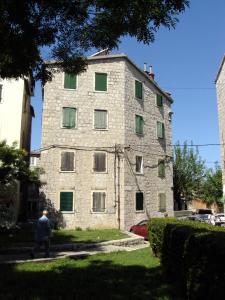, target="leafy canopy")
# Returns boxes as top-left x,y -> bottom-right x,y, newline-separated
173,142 -> 206,203
0,0 -> 189,83
0,140 -> 42,186
173,142 -> 223,206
